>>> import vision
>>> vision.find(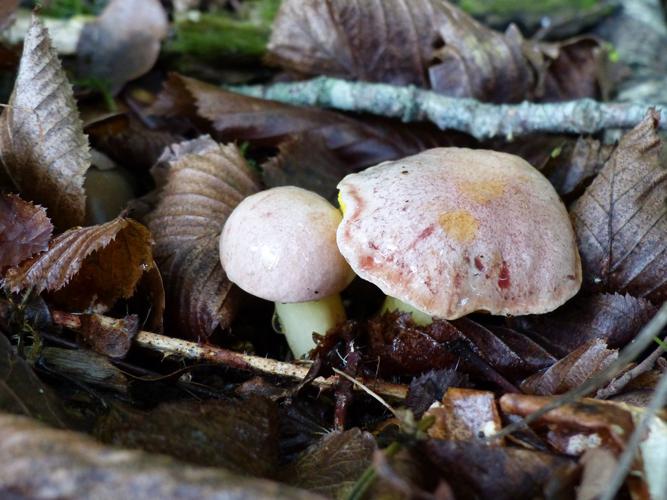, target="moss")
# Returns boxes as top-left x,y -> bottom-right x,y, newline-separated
35,0 -> 106,18
458,0 -> 599,16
